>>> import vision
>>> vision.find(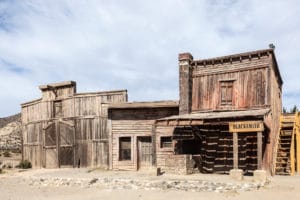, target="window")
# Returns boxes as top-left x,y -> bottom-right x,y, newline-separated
119,137 -> 131,161
220,81 -> 233,106
54,101 -> 62,117
160,136 -> 172,148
